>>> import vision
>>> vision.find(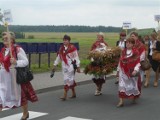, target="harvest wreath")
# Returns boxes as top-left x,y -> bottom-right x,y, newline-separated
84,47 -> 121,76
